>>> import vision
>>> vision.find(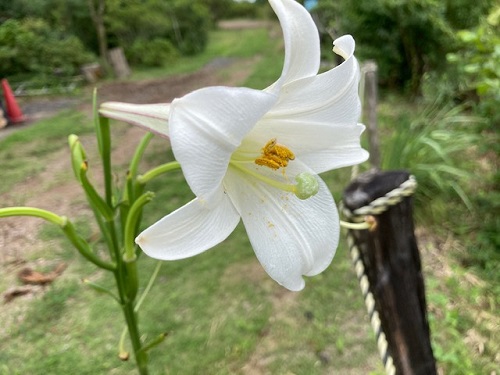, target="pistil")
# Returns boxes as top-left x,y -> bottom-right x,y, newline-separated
229,162 -> 319,200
